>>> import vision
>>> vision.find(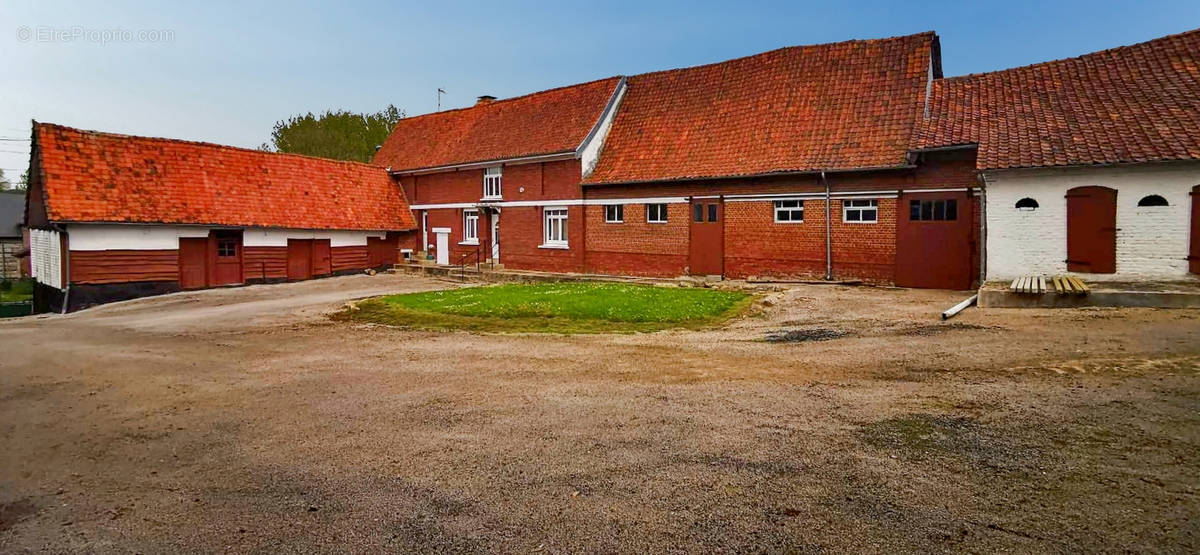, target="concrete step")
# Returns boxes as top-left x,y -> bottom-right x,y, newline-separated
978,280 -> 1200,308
